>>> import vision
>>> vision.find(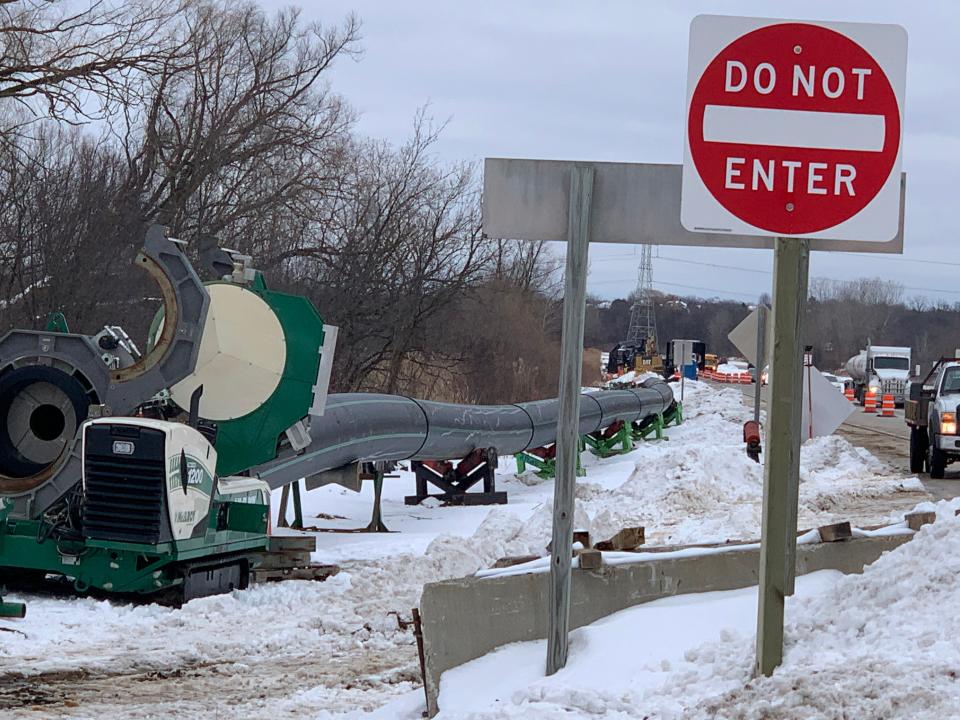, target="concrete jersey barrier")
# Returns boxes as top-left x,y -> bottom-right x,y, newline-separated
418,533 -> 912,716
